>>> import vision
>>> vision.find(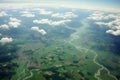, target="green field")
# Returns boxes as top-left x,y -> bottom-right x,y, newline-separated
0,7 -> 120,80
